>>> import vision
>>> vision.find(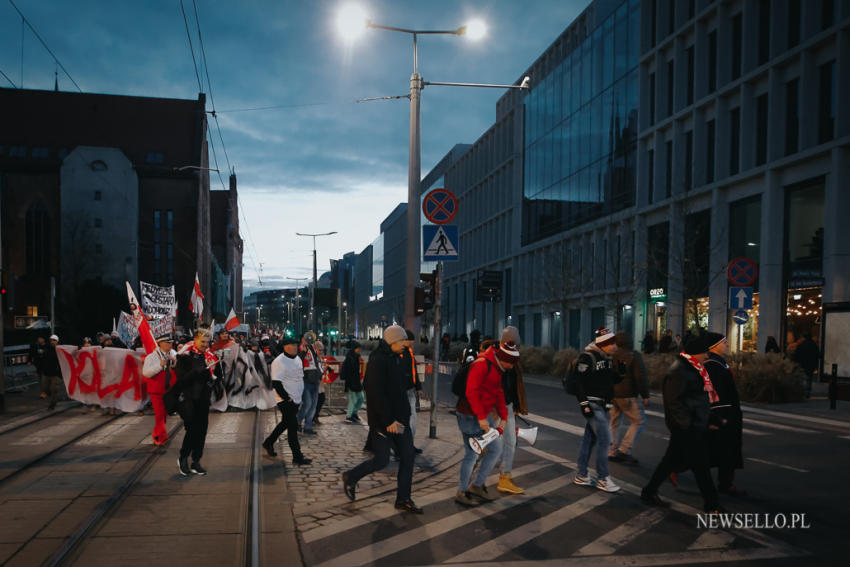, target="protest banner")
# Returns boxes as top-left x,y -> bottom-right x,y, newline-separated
148,316 -> 174,339
214,344 -> 276,410
140,281 -> 178,318
117,311 -> 139,348
57,345 -> 147,413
